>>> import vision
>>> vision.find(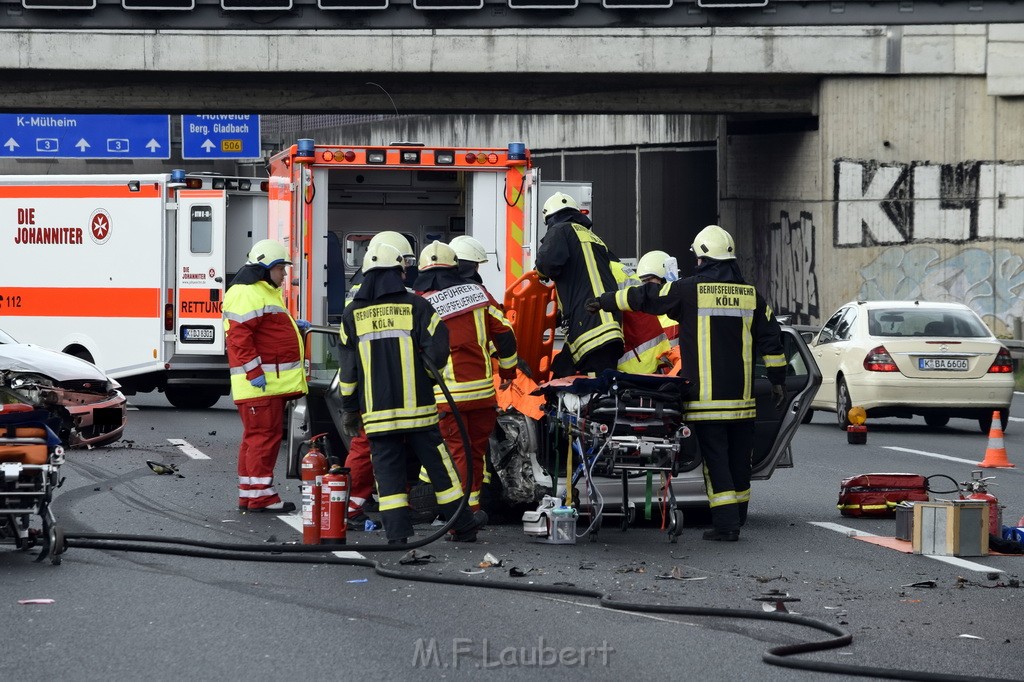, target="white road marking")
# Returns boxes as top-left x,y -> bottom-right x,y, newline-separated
1009,416 -> 1024,423
167,438 -> 211,460
277,515 -> 365,559
881,446 -> 981,466
809,521 -> 1002,574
